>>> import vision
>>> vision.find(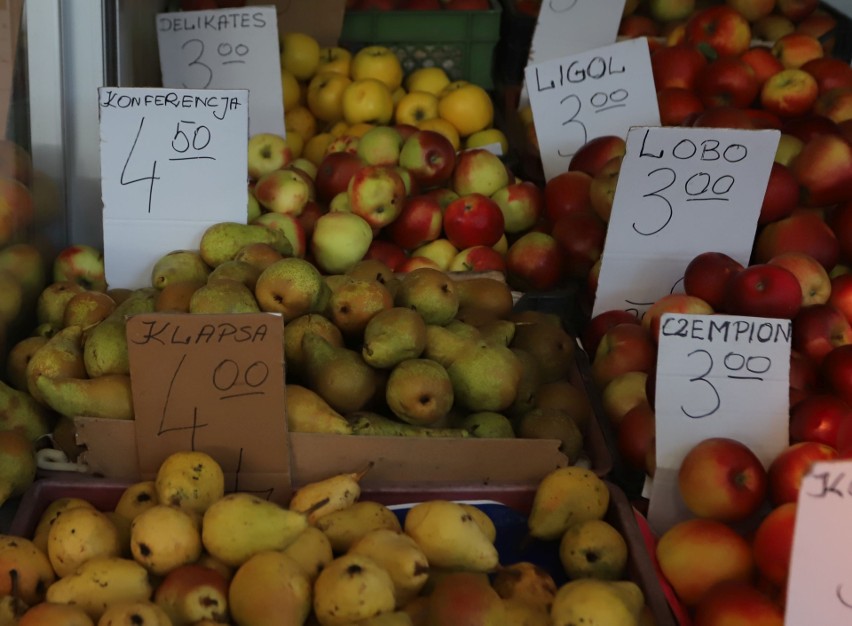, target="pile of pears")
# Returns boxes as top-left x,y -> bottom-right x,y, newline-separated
0,451 -> 652,625
2,219 -> 594,466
